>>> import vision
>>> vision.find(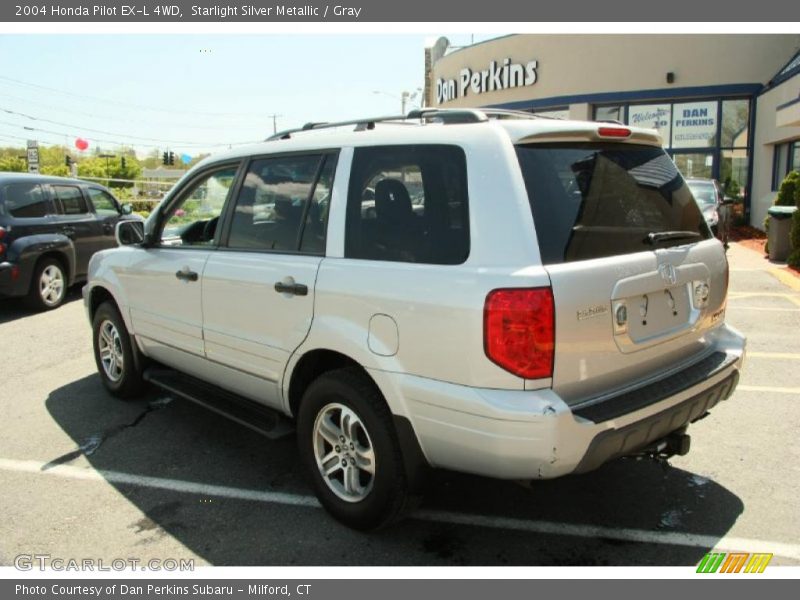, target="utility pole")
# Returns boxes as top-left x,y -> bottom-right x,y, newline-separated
99,153 -> 116,185
267,114 -> 282,135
